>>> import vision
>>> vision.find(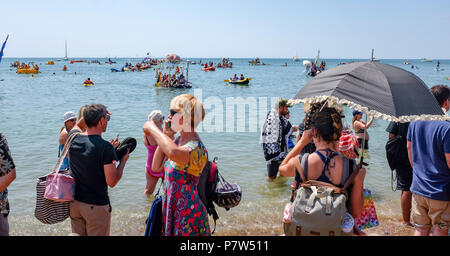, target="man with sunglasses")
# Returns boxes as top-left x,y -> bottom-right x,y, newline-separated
68,103 -> 129,236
